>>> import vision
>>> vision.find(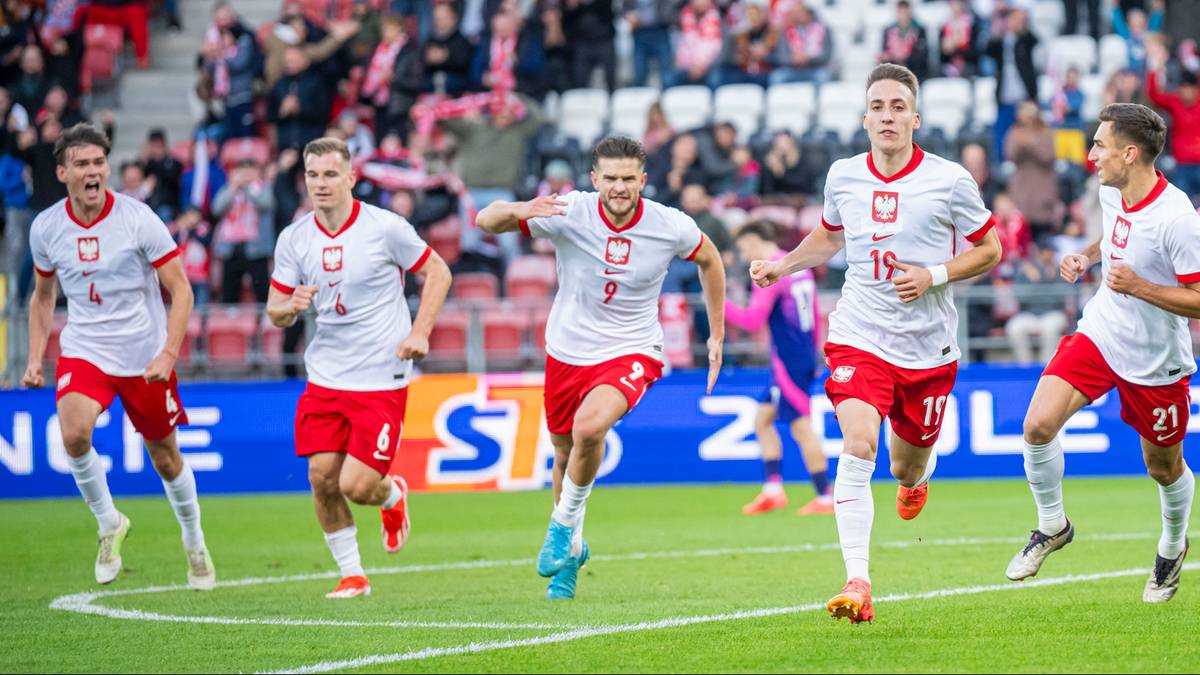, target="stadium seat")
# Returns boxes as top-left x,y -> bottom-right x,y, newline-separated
483,306 -> 527,367
1038,74 -> 1056,105
861,5 -> 896,53
559,88 -> 610,147
839,48 -> 877,89
428,308 -> 469,361
764,82 -> 816,136
176,315 -> 203,366
505,255 -> 557,298
817,81 -> 865,142
972,77 -> 997,126
1080,74 -> 1105,122
82,24 -> 123,95
453,272 -> 500,300
921,78 -> 972,138
1030,0 -> 1066,41
747,205 -> 797,231
796,205 -> 824,236
206,308 -> 258,367
1098,34 -> 1128,78
610,87 -> 661,139
661,85 -> 712,132
426,216 -> 462,265
219,137 -> 271,170
1047,34 -> 1097,75
713,83 -> 765,143
914,1 -> 952,41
